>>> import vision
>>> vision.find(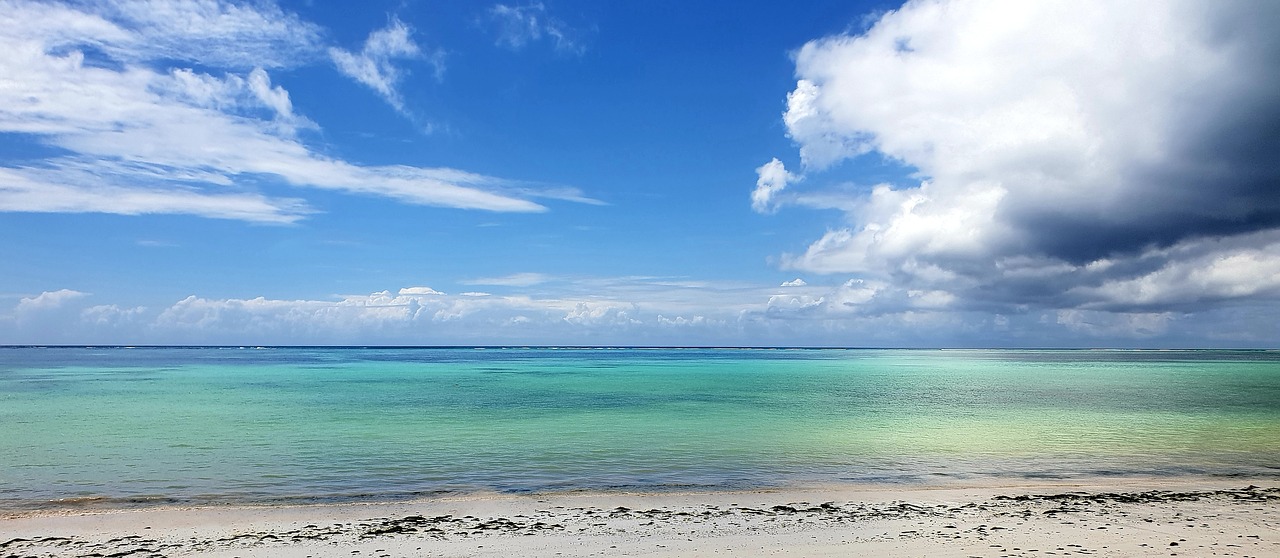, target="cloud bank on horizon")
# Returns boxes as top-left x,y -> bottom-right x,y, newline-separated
3,0 -> 1278,346
754,0 -> 1280,340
